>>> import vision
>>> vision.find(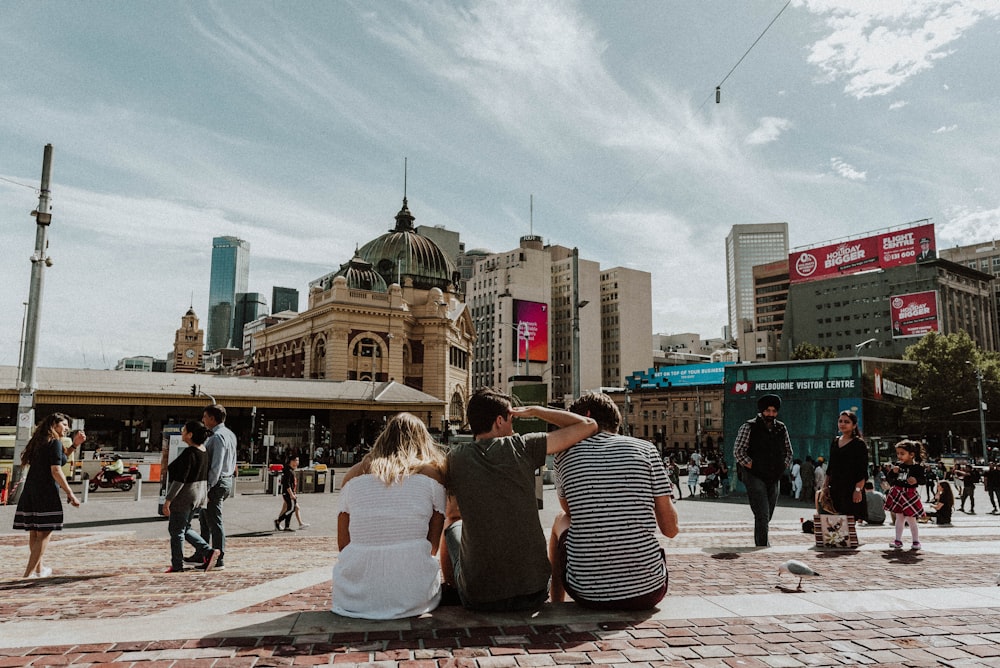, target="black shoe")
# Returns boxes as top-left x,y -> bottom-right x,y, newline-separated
183,553 -> 204,564
196,549 -> 221,572
274,519 -> 281,531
